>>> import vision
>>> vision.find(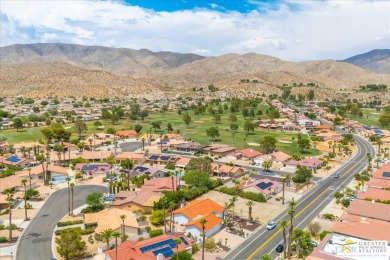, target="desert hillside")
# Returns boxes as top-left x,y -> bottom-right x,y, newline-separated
1,43 -> 390,99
